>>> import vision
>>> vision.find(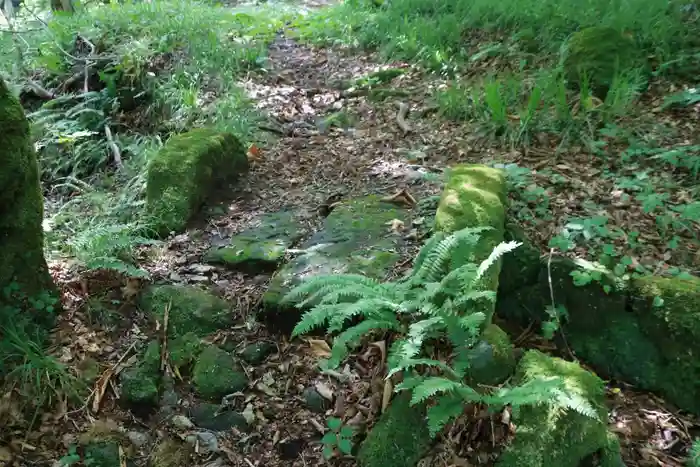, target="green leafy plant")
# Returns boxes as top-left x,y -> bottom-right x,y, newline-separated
285,227 -> 598,438
321,417 -> 354,459
688,438 -> 700,467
